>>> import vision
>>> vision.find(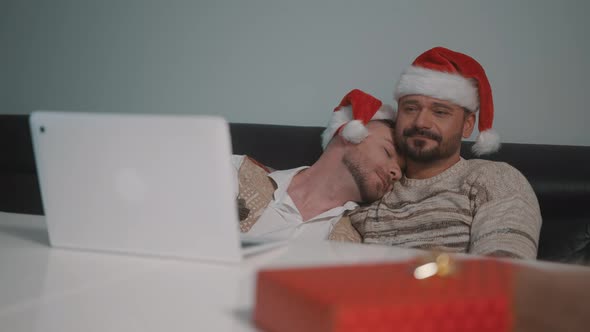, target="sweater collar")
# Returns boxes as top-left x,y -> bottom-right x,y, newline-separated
400,158 -> 467,187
